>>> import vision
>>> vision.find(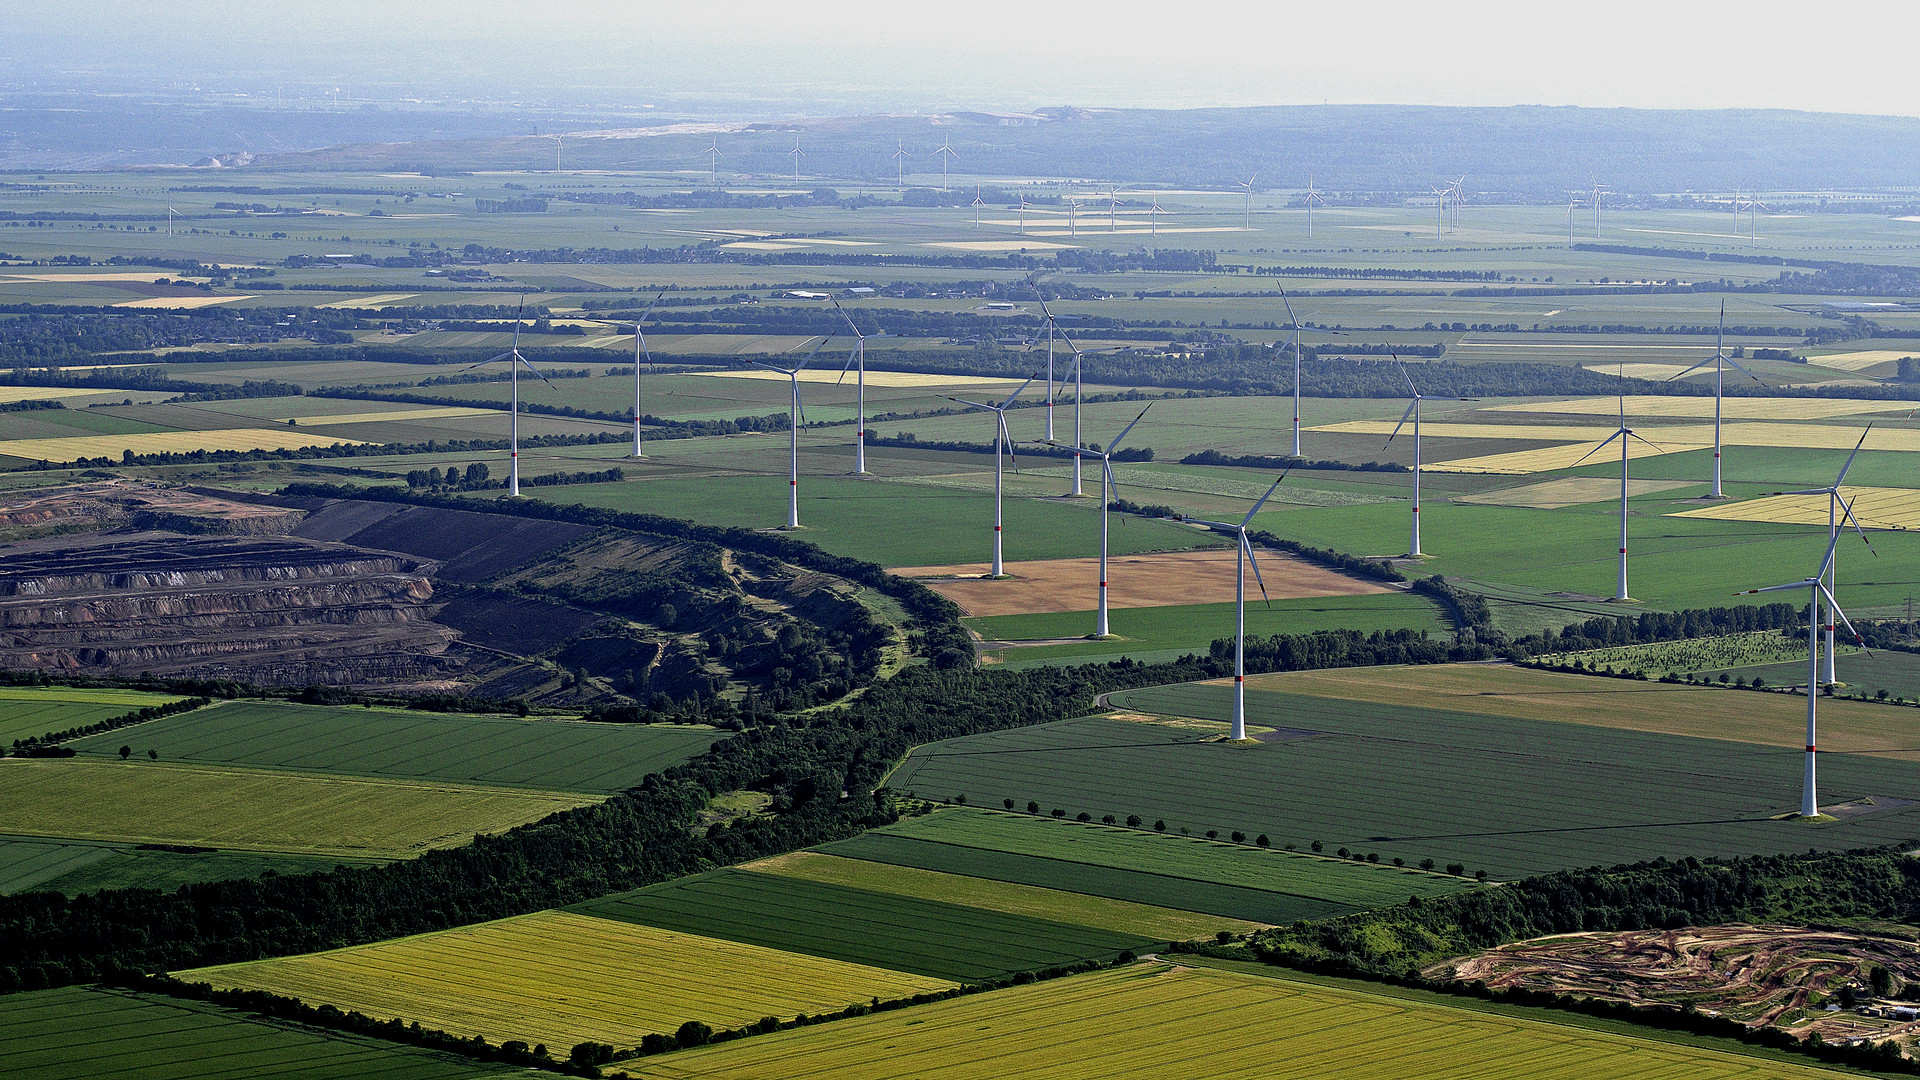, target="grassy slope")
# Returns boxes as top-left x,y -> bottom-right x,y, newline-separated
65,701 -> 724,795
